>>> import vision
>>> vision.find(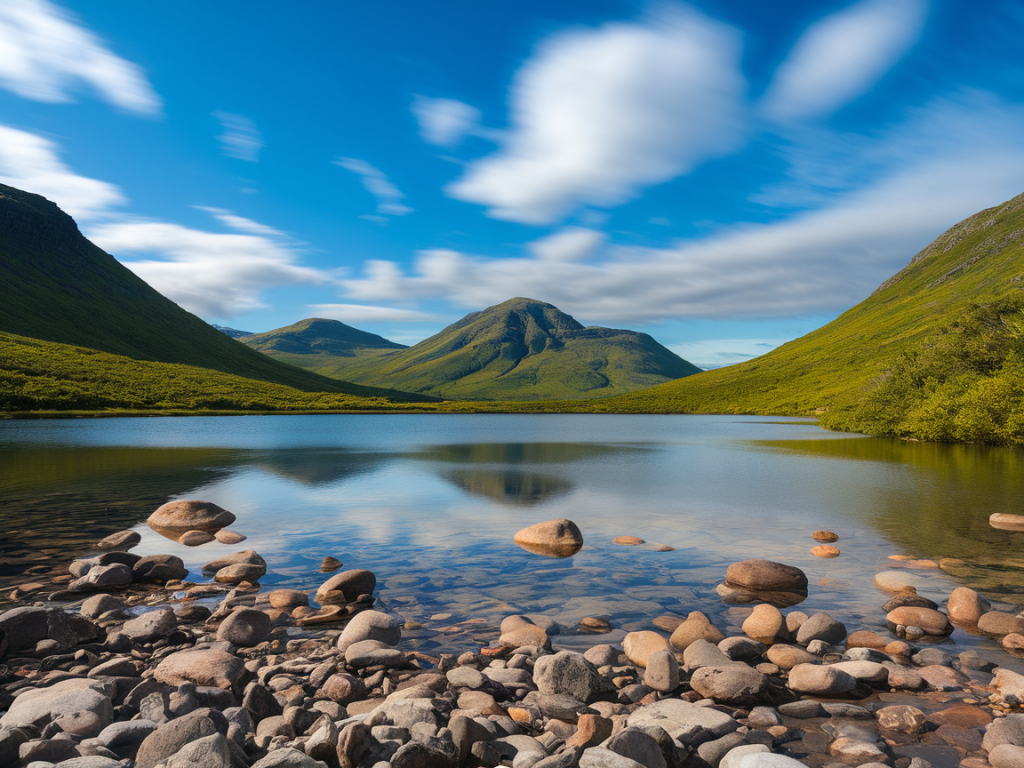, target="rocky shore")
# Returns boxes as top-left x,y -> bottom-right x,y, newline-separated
2,508 -> 1024,768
